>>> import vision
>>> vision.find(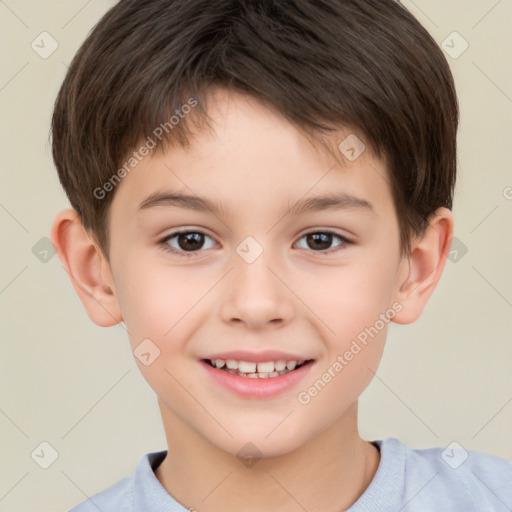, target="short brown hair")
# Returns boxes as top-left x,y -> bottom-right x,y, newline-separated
51,0 -> 459,260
